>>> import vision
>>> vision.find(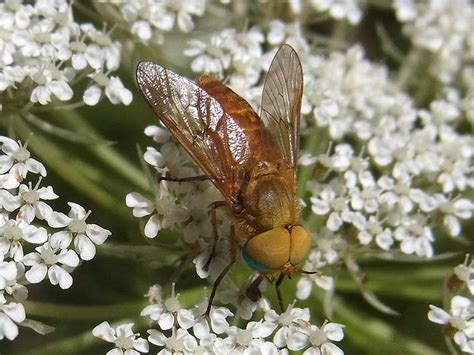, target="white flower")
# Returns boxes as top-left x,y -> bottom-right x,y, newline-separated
0,137 -> 46,185
440,198 -> 474,237
125,185 -> 188,238
148,328 -> 198,354
396,0 -> 474,83
144,125 -> 171,144
0,261 -> 17,290
192,301 -> 233,336
93,321 -> 149,354
118,0 -> 206,43
23,242 -> 80,289
223,321 -> 278,354
184,29 -> 234,74
297,234 -> 339,299
0,292 -> 26,341
310,0 -> 363,24
84,72 -> 132,106
453,255 -> 474,295
48,202 -> 111,261
13,179 -> 58,224
29,66 -> 74,105
428,295 -> 474,353
1,262 -> 28,303
80,23 -> 121,71
310,185 -> 352,231
140,285 -> 194,331
302,321 -> 345,355
357,216 -> 394,251
219,278 -> 270,320
265,304 -> 310,351
161,0 -> 206,33
0,219 -> 48,261
394,215 -> 434,258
